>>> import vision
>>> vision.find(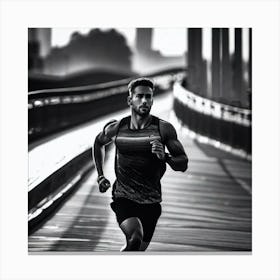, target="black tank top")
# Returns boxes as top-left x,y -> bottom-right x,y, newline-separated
112,115 -> 166,203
